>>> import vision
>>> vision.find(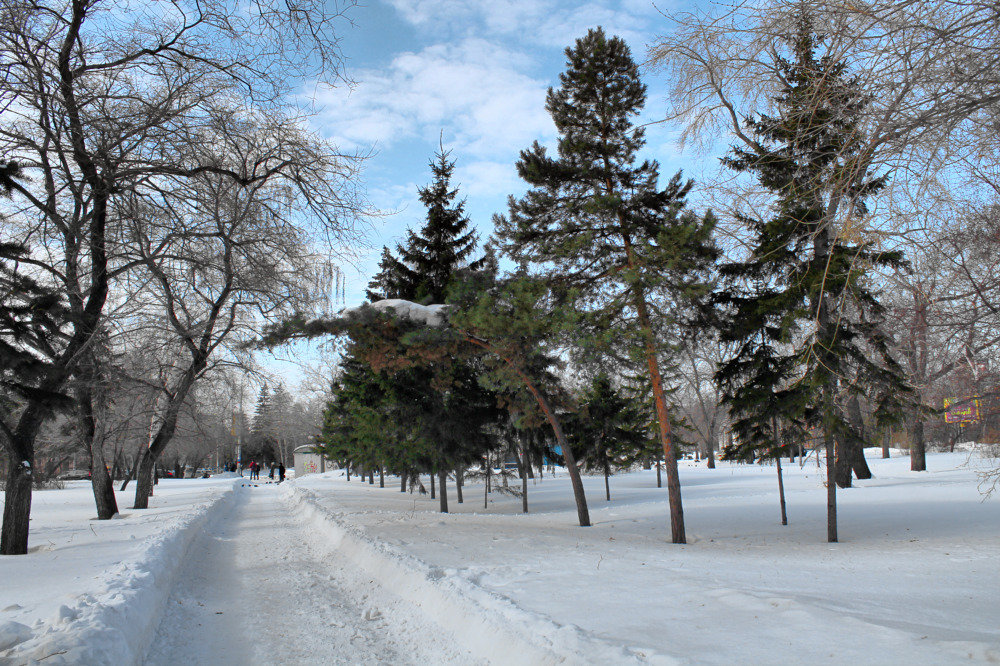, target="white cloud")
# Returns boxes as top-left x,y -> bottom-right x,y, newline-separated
385,0 -> 656,49
454,159 -> 524,199
310,38 -> 554,160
